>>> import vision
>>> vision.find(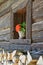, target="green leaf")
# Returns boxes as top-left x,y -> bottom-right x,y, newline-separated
20,28 -> 25,32
21,22 -> 26,28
